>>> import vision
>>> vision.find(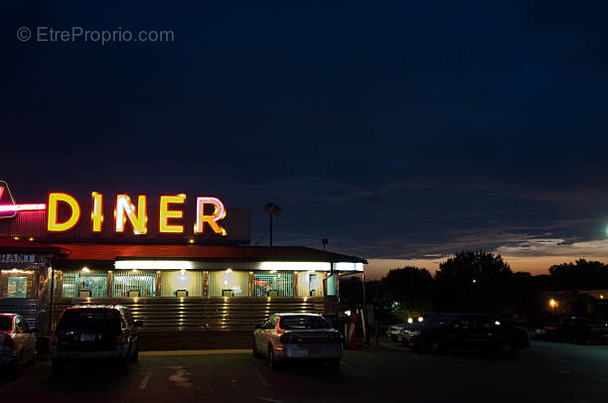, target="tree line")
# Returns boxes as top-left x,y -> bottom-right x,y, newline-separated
339,251 -> 608,327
